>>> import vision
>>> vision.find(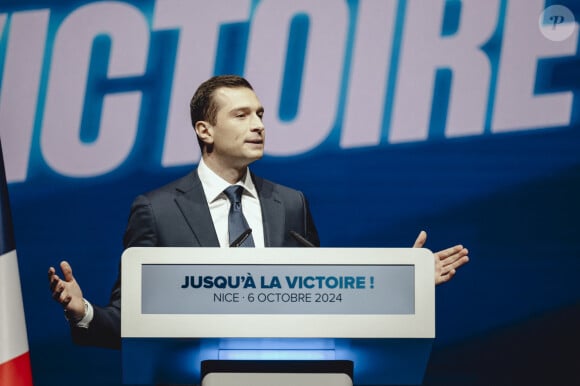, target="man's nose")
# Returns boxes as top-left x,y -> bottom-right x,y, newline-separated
251,114 -> 264,131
